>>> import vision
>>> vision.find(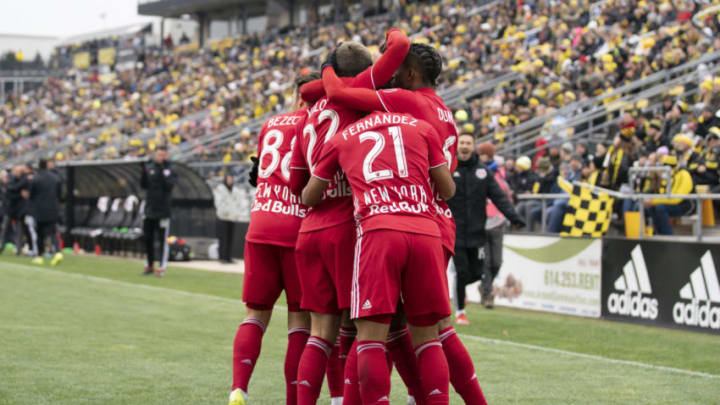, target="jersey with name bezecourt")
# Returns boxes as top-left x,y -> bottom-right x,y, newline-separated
290,97 -> 360,233
246,110 -> 308,247
313,111 -> 445,237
